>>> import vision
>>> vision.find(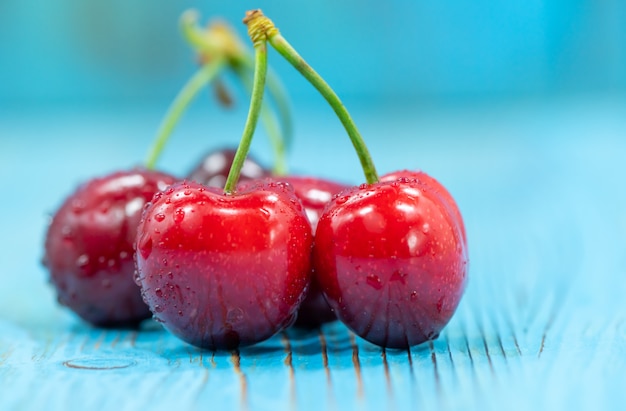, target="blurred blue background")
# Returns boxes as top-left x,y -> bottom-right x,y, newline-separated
1,0 -> 625,105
